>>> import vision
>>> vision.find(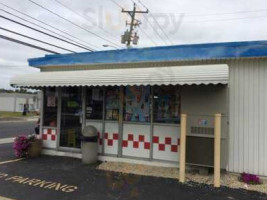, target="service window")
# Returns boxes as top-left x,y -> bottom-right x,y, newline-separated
105,87 -> 120,121
43,87 -> 57,127
86,87 -> 103,120
153,86 -> 181,124
124,86 -> 150,122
